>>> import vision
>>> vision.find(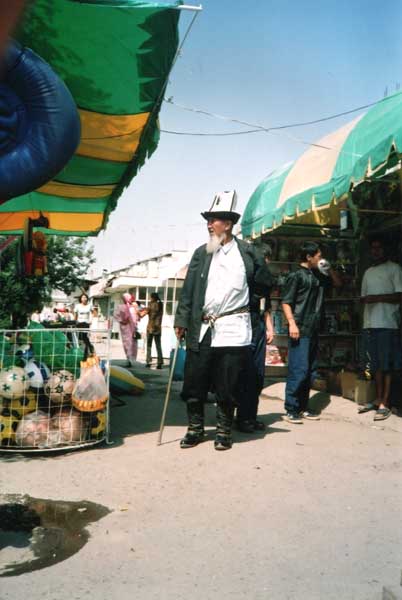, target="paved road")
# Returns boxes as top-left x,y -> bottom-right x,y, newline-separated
1,363 -> 401,600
